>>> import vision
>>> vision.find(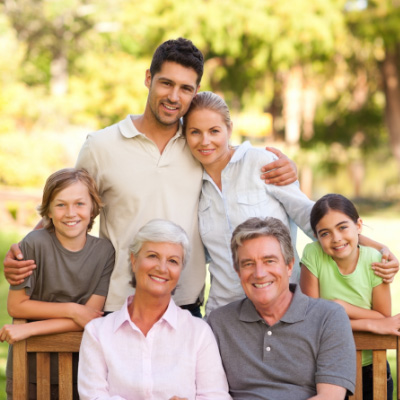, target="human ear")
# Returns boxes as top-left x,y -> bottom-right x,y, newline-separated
287,258 -> 295,277
145,69 -> 152,89
130,253 -> 137,273
228,121 -> 233,139
356,218 -> 363,234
